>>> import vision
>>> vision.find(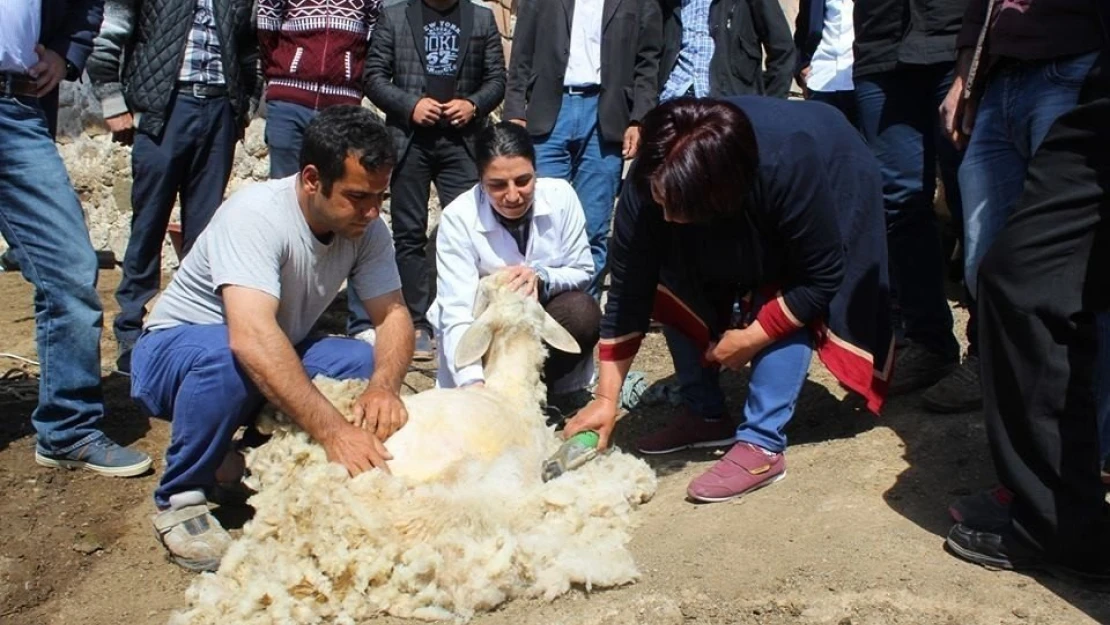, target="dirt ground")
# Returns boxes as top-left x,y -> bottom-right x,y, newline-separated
1,269 -> 1107,625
